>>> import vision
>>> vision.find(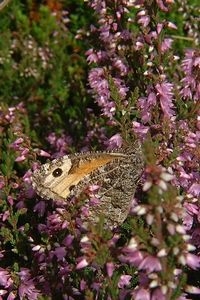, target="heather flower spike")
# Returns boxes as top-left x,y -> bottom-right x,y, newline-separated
0,0 -> 200,299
